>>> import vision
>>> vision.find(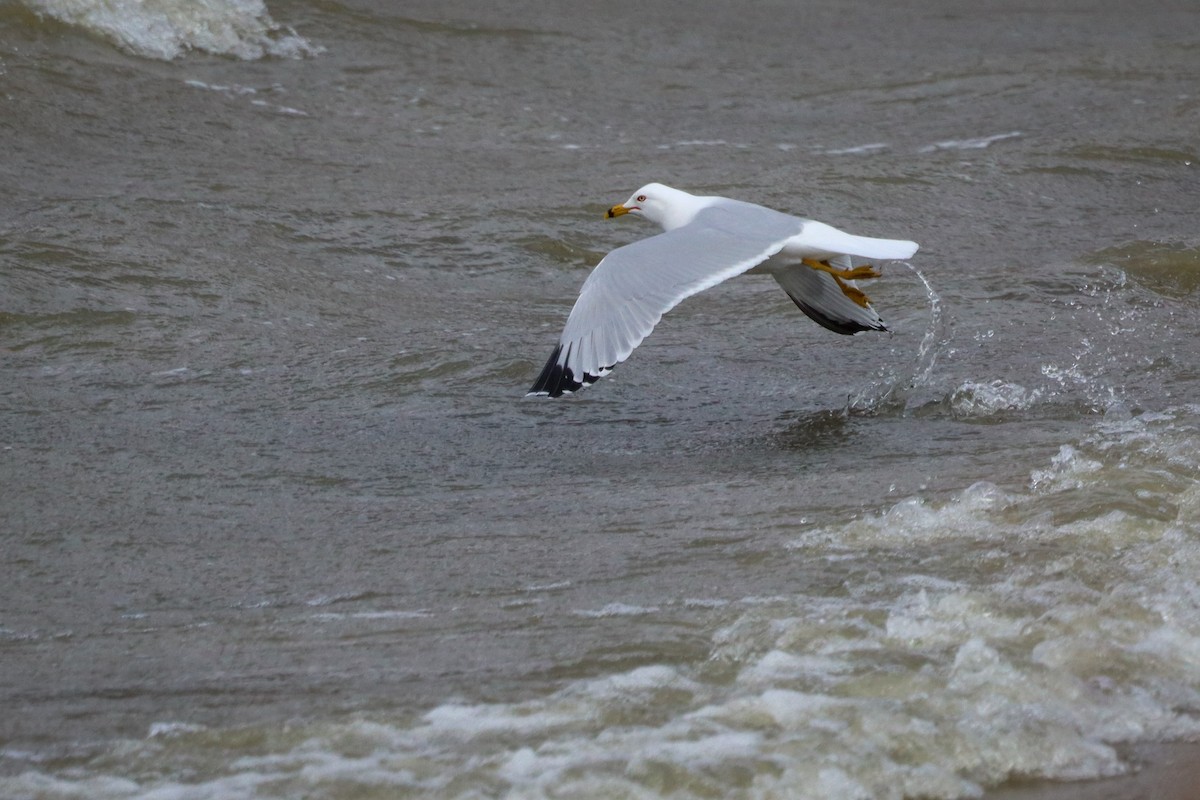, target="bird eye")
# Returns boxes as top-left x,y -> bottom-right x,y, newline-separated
636,195 -> 647,202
